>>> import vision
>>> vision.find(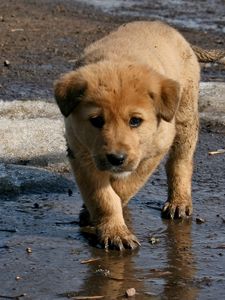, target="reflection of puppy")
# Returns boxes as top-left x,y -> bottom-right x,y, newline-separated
54,21 -> 200,250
